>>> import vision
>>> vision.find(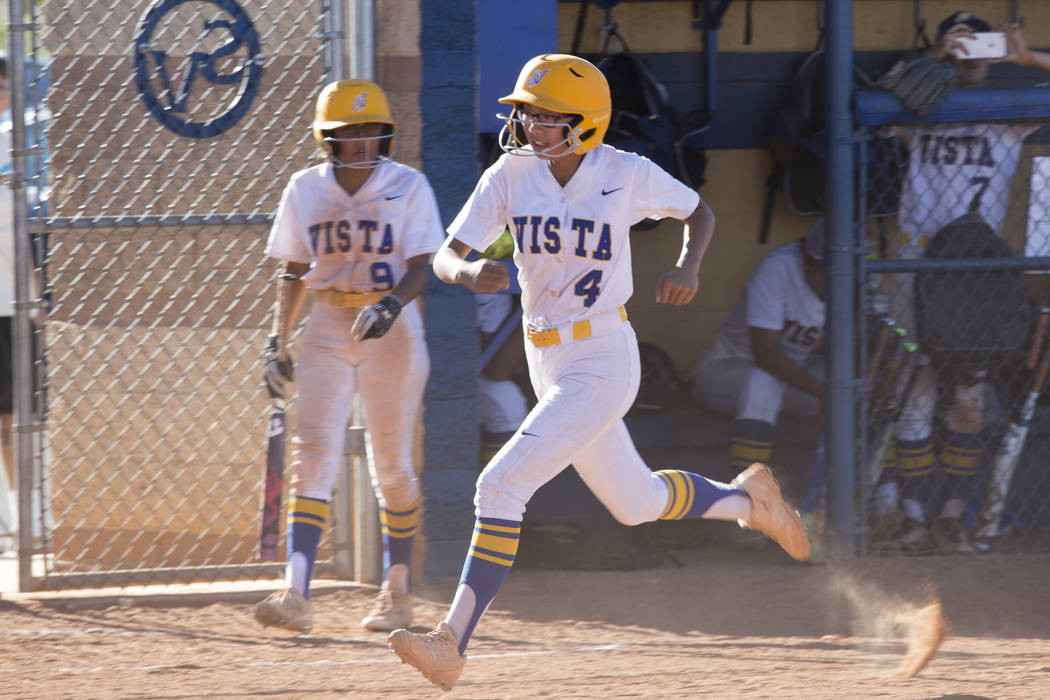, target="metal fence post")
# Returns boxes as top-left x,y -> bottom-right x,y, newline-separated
824,0 -> 859,557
